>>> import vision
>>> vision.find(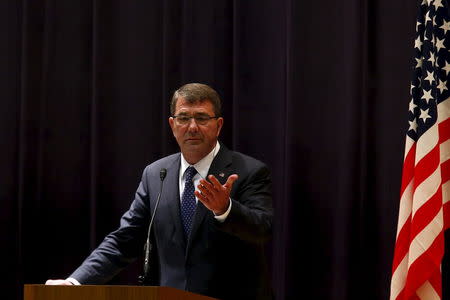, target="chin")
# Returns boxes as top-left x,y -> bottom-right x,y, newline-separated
182,143 -> 202,151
